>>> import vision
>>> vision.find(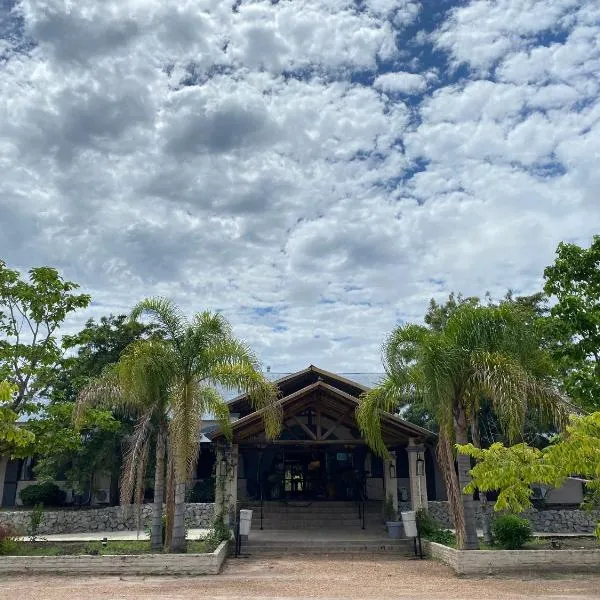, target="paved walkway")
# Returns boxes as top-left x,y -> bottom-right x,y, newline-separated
18,528 -> 210,542
2,555 -> 599,599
